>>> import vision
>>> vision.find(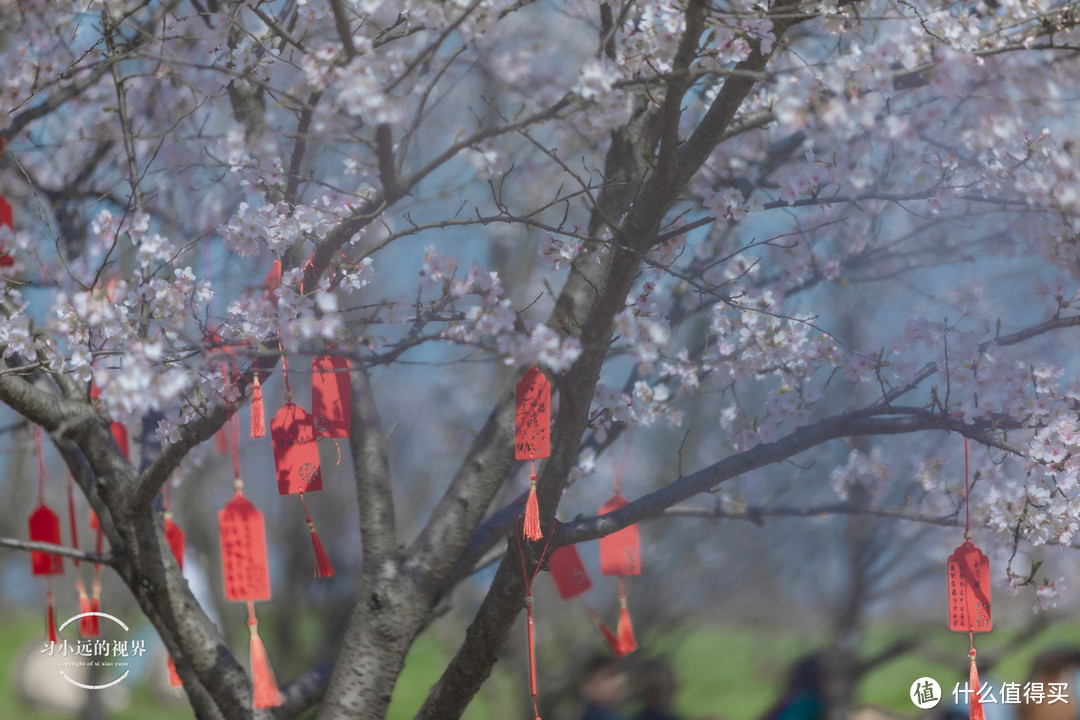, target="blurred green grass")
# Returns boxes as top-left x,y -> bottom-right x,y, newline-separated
0,616 -> 194,720
0,615 -> 511,720
5,615 -> 1080,719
